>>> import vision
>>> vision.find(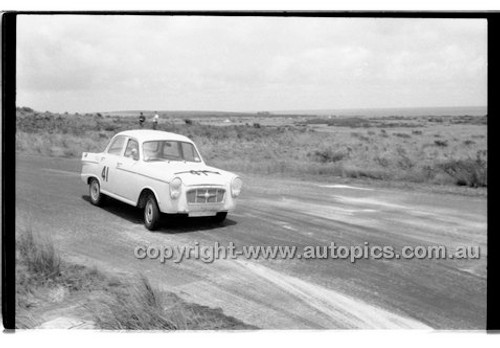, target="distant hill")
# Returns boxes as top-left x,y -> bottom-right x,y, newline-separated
17,105 -> 487,118
272,106 -> 487,117
103,106 -> 486,118
101,110 -> 259,118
